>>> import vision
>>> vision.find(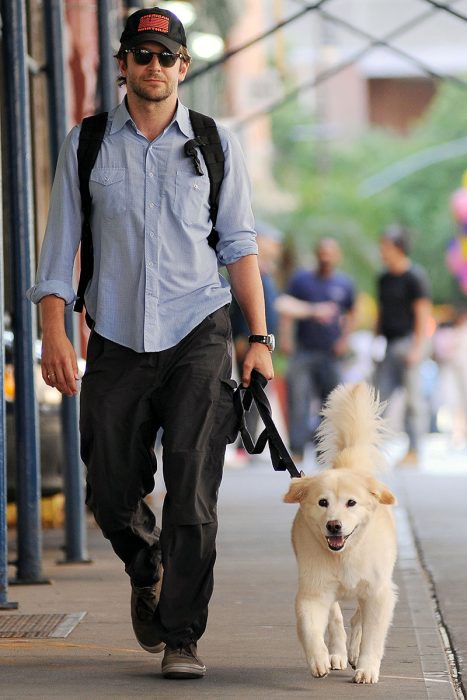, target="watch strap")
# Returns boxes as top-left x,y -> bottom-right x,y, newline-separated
249,335 -> 269,344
